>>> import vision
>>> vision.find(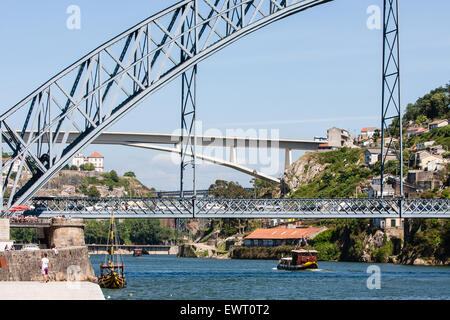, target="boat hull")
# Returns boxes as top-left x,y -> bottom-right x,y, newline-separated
98,273 -> 127,289
277,261 -> 318,271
